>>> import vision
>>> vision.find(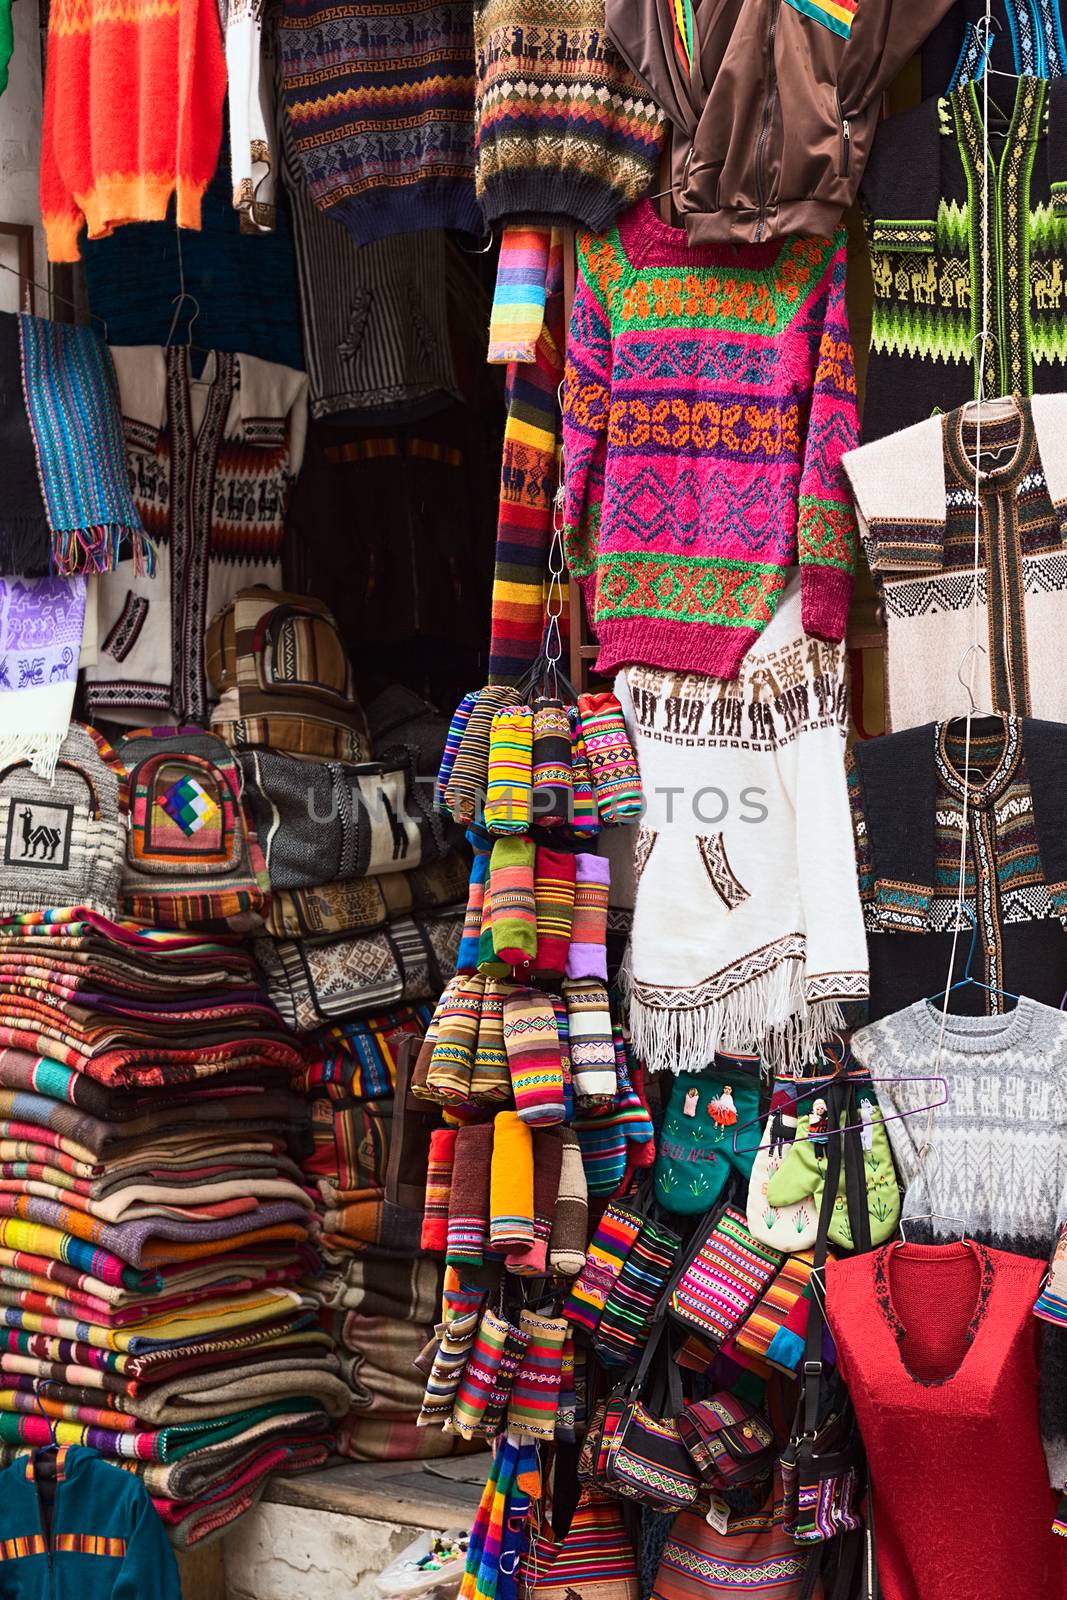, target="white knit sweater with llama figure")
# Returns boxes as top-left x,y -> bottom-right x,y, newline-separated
618,577 -> 868,1074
